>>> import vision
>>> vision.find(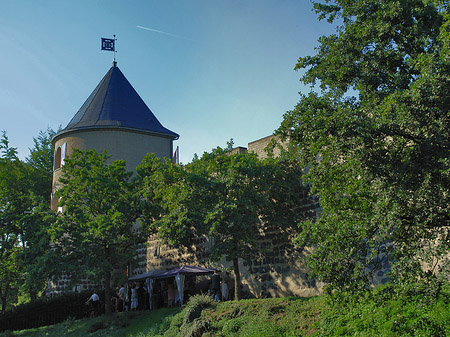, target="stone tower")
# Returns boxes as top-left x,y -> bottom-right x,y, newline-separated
51,63 -> 178,207
48,63 -> 178,292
